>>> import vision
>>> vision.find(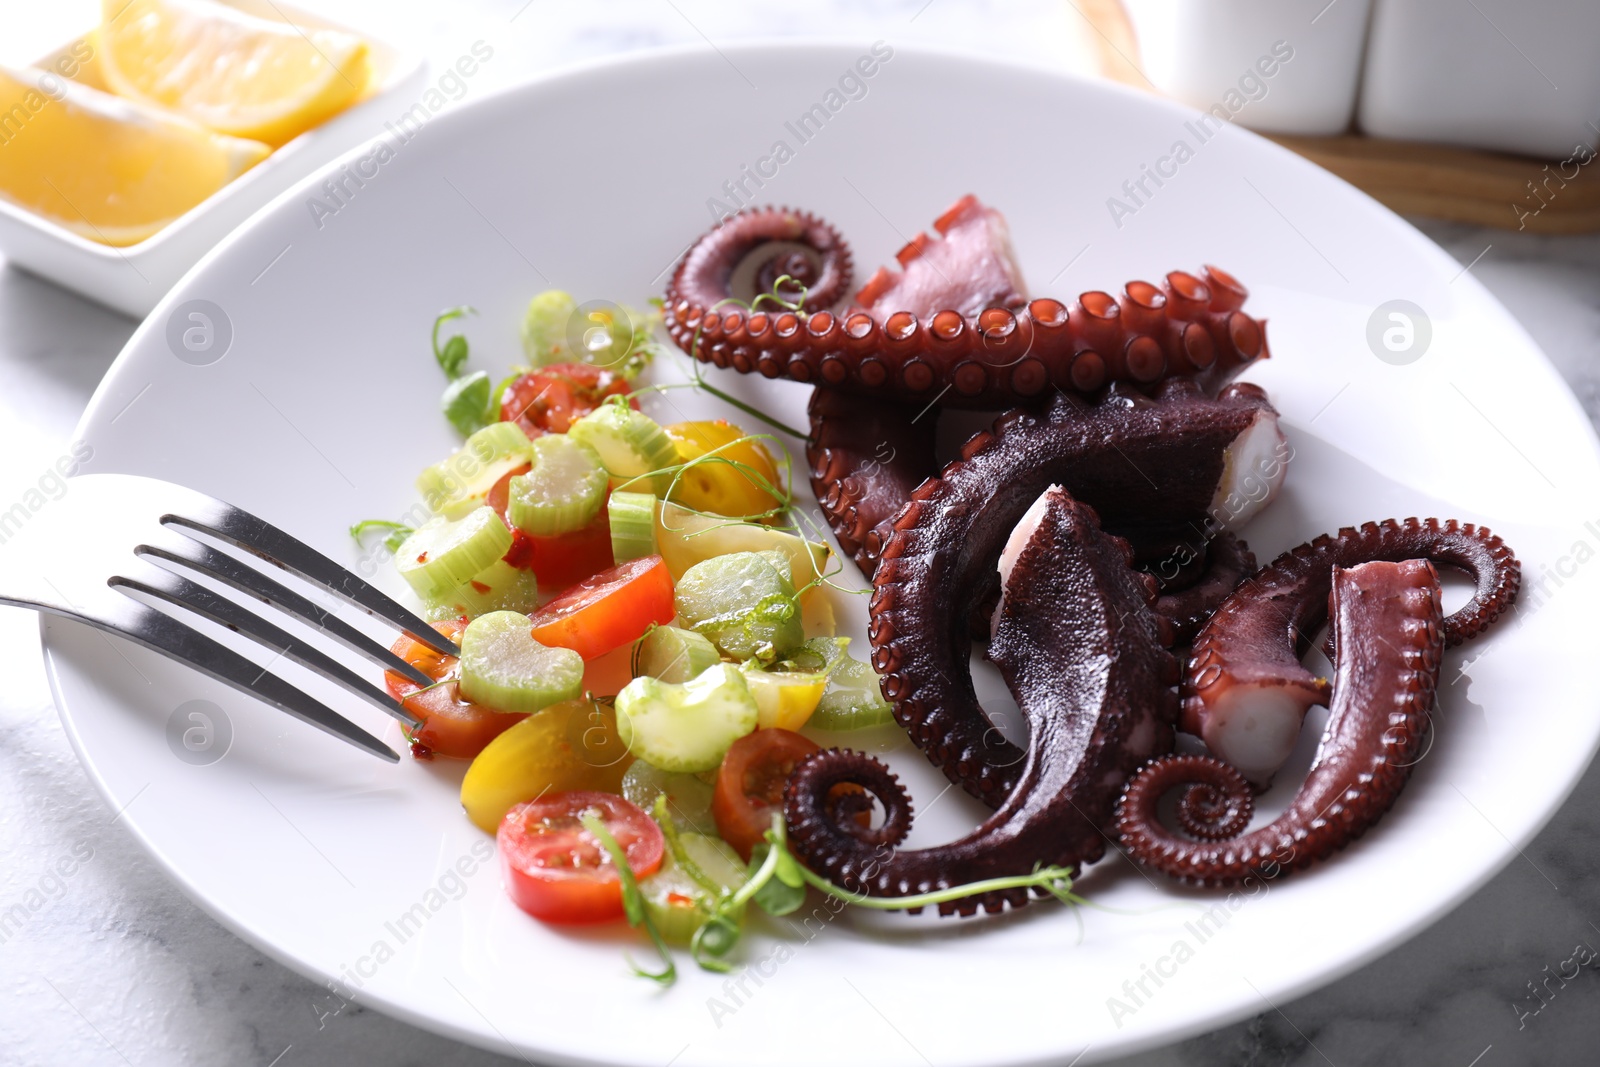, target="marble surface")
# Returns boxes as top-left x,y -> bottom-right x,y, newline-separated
3,2 -> 1600,1065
